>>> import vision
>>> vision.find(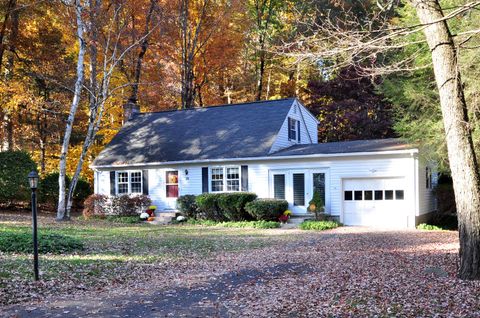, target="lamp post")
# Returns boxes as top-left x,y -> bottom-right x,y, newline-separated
28,171 -> 39,281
